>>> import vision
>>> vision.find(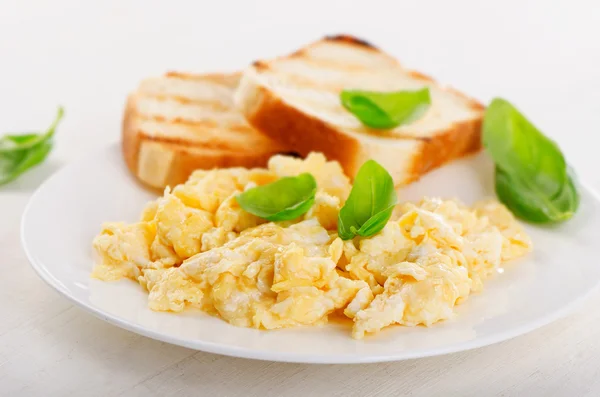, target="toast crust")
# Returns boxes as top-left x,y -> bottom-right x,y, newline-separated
237,84 -> 363,176
122,95 -> 142,184
409,118 -> 482,182
324,34 -> 379,50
